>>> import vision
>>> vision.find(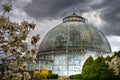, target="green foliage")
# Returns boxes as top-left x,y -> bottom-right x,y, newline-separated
100,74 -> 114,80
83,56 -> 93,68
33,75 -> 41,80
82,55 -> 115,80
113,51 -> 120,58
105,55 -> 112,61
88,73 -> 99,80
82,74 -> 89,80
82,56 -> 93,76
69,74 -> 82,79
47,74 -> 58,79
113,75 -> 120,80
